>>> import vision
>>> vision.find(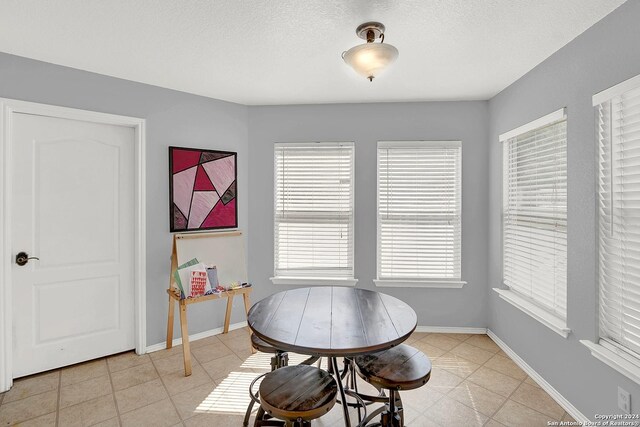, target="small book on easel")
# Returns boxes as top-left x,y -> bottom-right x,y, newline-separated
189,270 -> 208,297
206,266 -> 219,289
173,258 -> 213,299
